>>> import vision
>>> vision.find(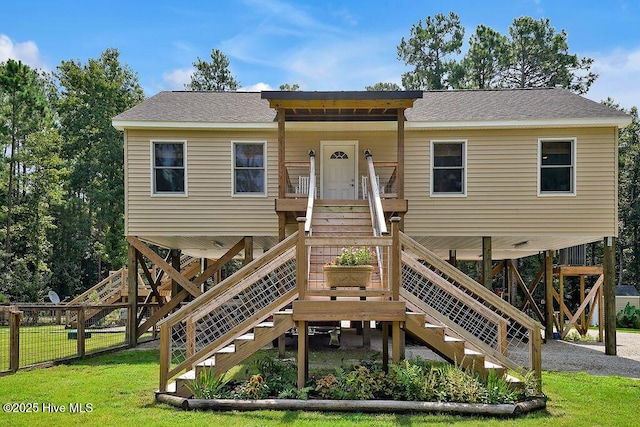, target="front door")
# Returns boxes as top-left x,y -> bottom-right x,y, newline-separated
321,141 -> 357,199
